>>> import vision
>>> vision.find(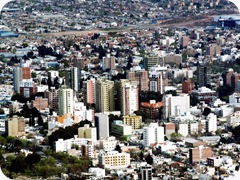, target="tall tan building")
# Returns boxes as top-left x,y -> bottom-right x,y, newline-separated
44,88 -> 59,111
96,80 -> 115,112
5,116 -> 25,137
127,67 -> 149,91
